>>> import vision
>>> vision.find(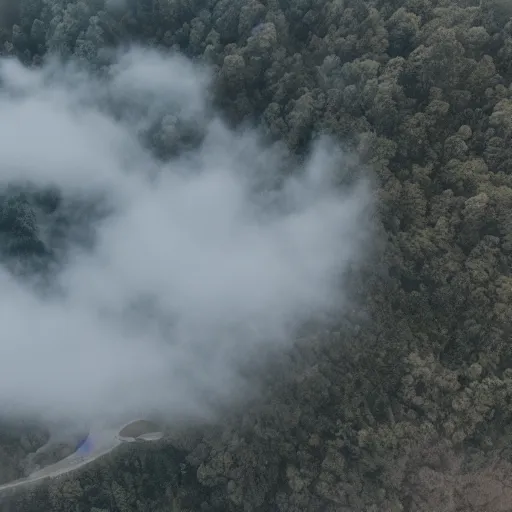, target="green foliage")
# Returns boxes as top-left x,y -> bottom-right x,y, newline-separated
1,0 -> 512,510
